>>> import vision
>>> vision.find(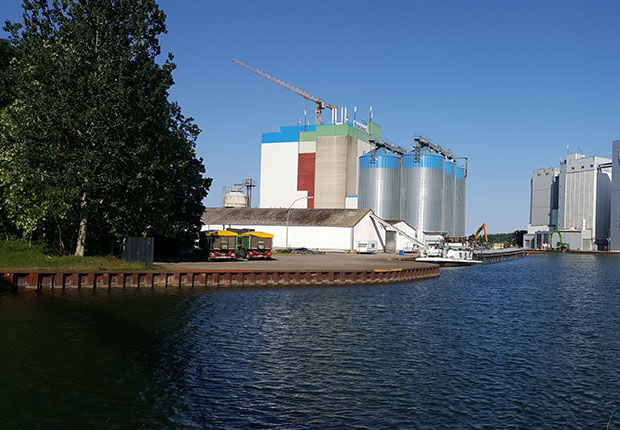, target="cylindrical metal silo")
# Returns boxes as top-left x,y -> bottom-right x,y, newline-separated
454,165 -> 467,237
400,153 -> 444,234
358,150 -> 400,220
443,160 -> 456,236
